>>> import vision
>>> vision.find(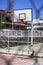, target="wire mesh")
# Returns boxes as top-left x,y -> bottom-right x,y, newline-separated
0,0 -> 43,65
